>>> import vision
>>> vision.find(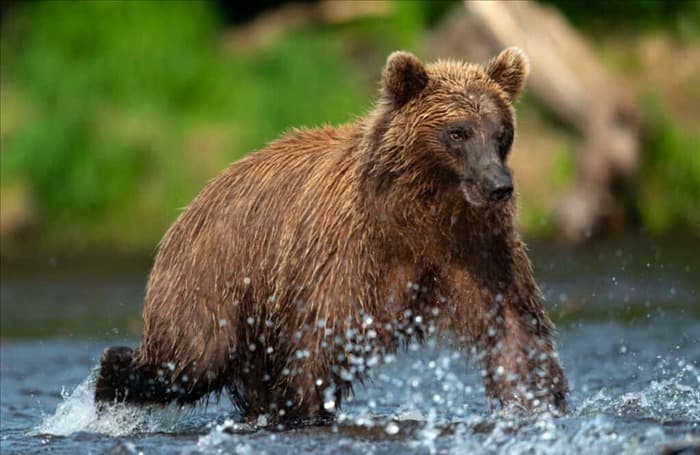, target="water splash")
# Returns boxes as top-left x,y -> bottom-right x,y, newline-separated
579,362 -> 700,422
457,414 -> 667,455
196,419 -> 256,454
35,372 -> 184,437
28,341 -> 699,454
